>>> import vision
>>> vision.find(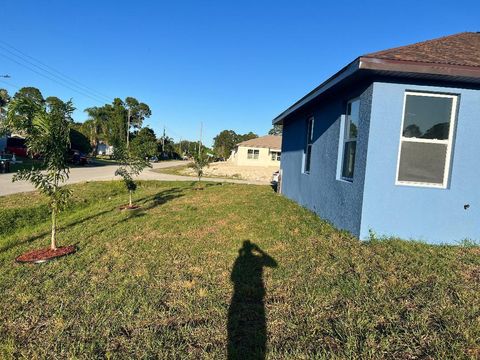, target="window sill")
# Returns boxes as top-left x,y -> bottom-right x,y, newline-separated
337,177 -> 353,184
395,181 -> 447,189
